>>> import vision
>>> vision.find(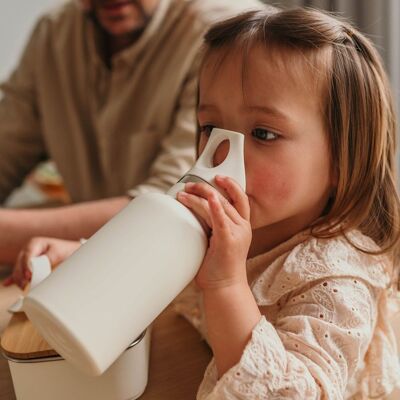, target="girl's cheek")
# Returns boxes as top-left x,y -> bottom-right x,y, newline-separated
248,165 -> 294,203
